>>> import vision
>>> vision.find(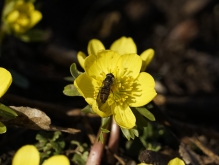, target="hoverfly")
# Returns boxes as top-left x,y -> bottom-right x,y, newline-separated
99,73 -> 115,103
